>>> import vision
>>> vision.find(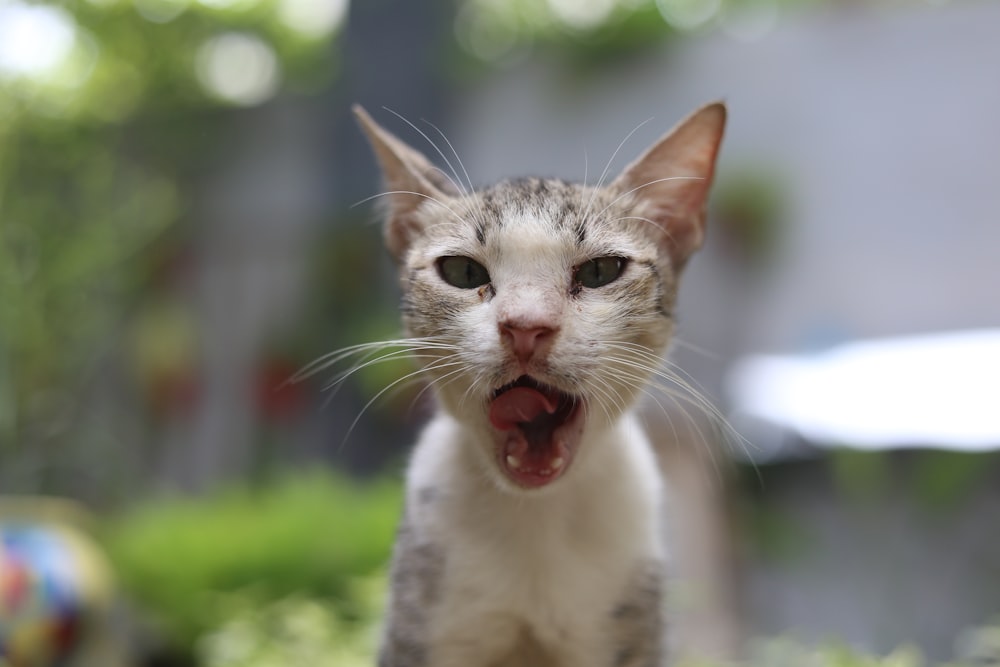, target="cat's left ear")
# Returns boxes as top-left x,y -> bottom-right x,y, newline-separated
353,105 -> 459,261
611,102 -> 726,270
